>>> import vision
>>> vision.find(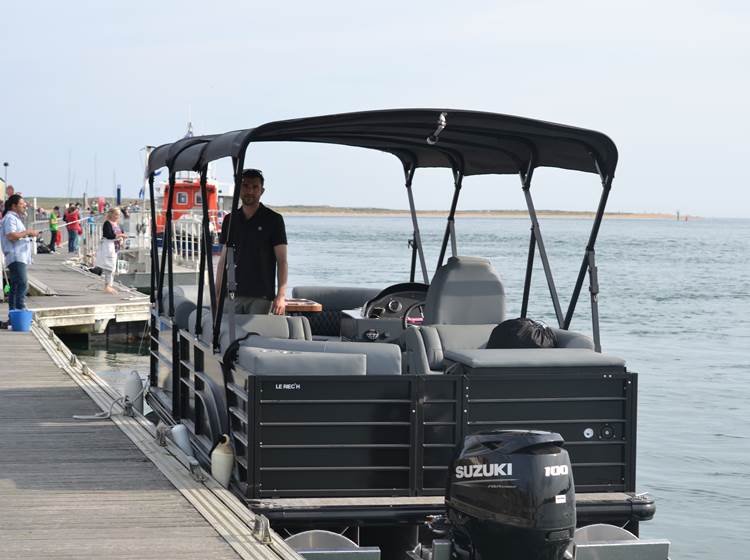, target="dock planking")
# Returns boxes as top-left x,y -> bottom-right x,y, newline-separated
2,252 -> 150,331
0,330 -> 242,559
